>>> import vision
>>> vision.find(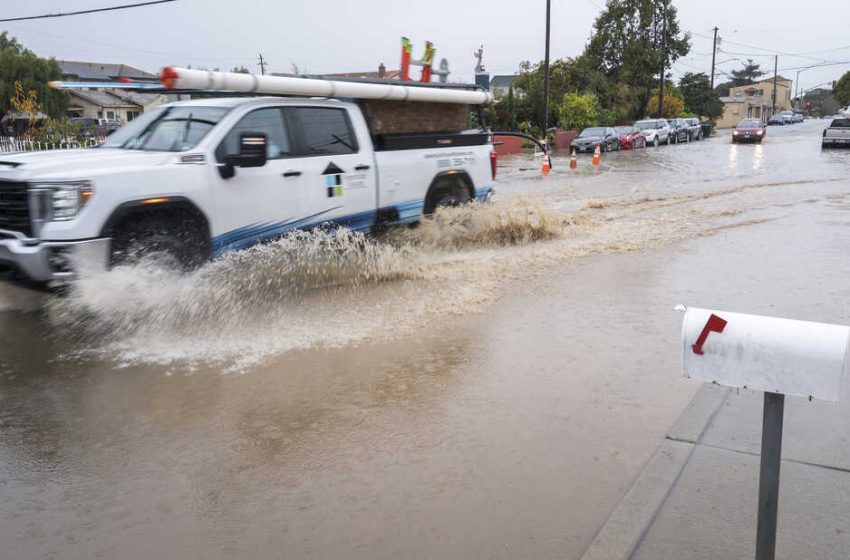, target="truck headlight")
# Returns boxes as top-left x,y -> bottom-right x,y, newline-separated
34,182 -> 94,221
